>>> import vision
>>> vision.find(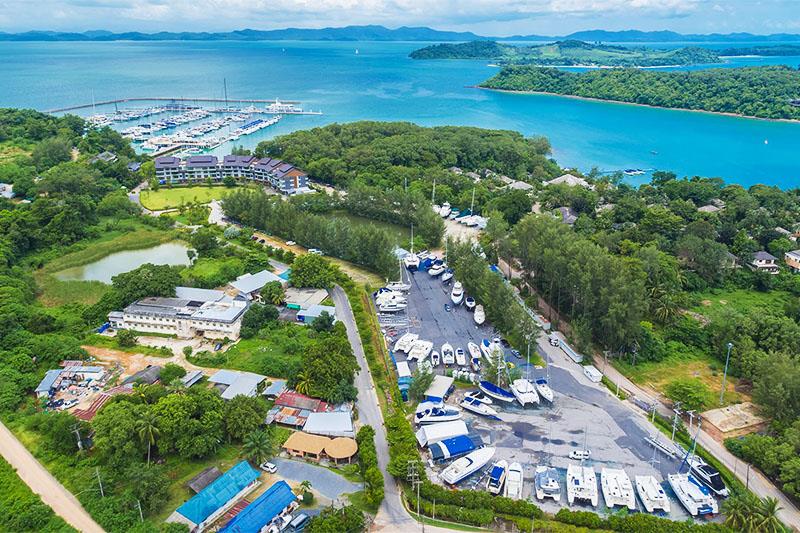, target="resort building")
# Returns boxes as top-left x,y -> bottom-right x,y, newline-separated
228,269 -> 287,302
154,154 -> 312,195
108,286 -> 249,340
282,432 -> 358,464
749,251 -> 780,274
785,250 -> 800,273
